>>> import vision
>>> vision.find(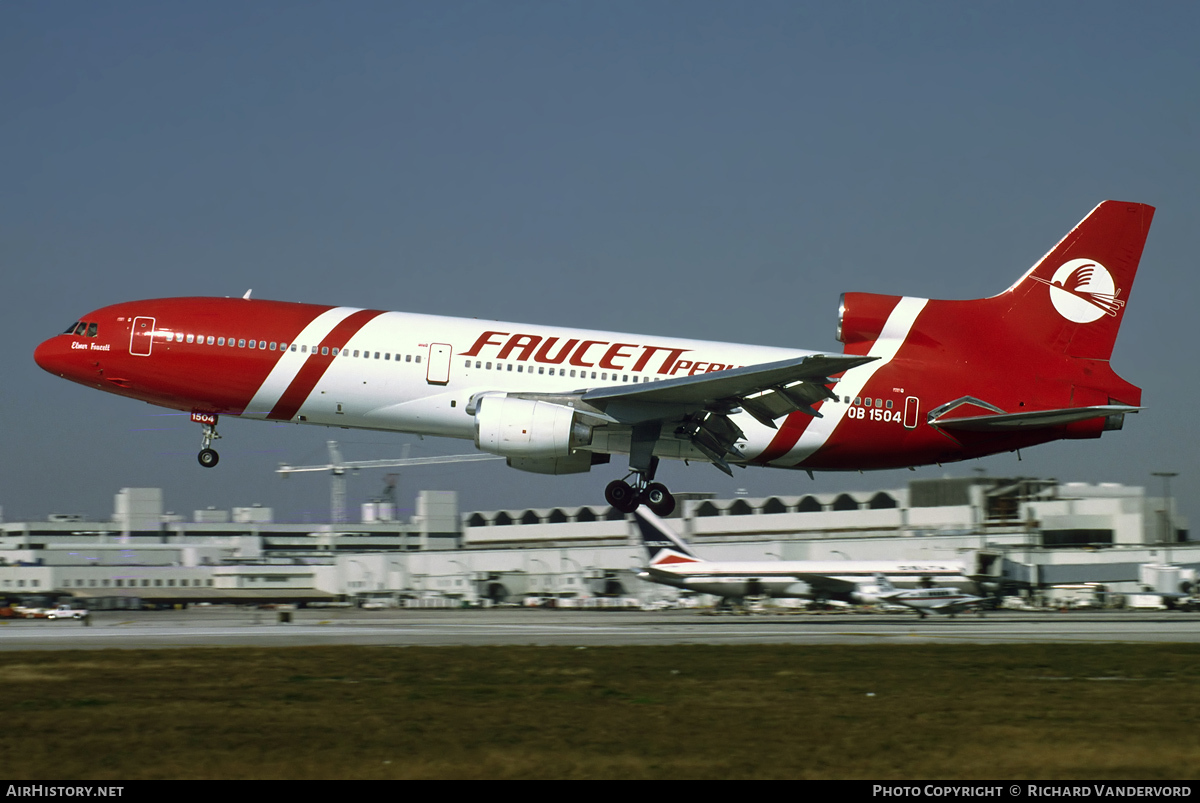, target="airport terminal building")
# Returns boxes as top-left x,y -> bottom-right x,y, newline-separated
0,477 -> 1193,608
